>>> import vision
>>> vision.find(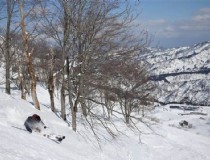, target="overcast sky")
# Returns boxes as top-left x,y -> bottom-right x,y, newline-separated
137,0 -> 210,48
